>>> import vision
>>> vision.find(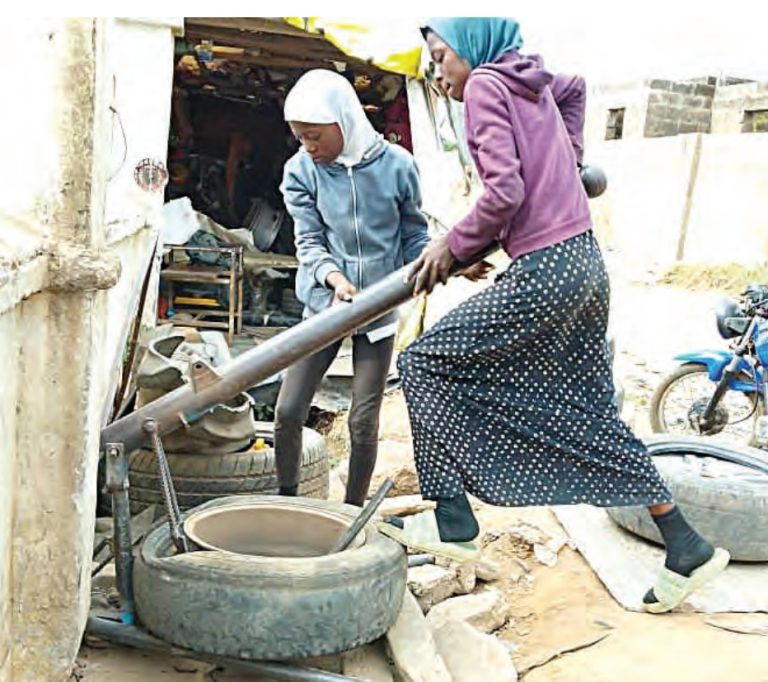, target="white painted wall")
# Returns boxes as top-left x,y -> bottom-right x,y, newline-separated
587,135 -> 697,268
0,17 -> 179,682
683,133 -> 768,262
587,132 -> 768,268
